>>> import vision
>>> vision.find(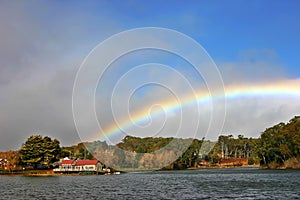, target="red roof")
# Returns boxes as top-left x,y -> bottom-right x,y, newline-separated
75,160 -> 98,166
219,158 -> 248,164
61,160 -> 75,165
